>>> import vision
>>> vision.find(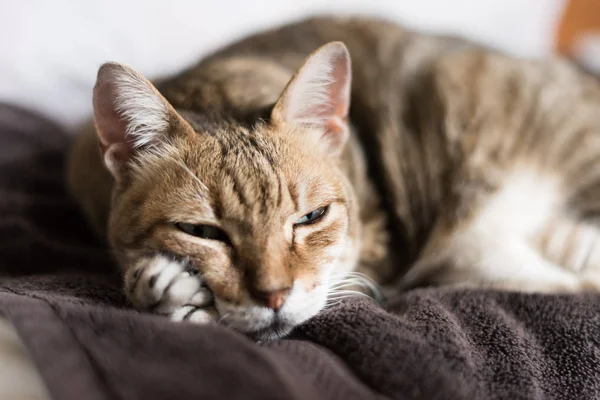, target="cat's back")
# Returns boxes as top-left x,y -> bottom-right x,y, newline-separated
155,16 -> 467,117
396,47 -> 600,290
